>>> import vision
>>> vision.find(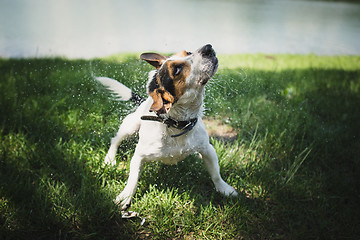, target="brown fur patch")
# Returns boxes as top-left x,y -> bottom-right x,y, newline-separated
174,50 -> 189,58
147,56 -> 191,114
166,60 -> 191,100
